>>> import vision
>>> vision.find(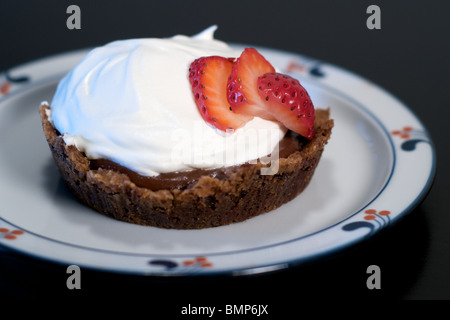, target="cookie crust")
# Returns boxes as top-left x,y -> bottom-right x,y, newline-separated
40,104 -> 333,229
